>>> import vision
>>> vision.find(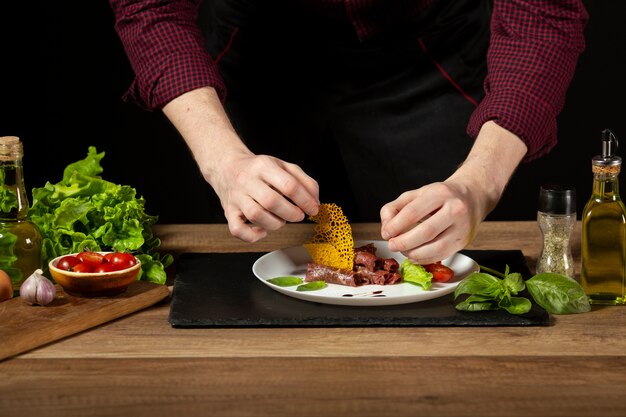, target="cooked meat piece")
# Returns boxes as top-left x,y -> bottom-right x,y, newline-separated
354,250 -> 377,271
381,258 -> 399,272
305,262 -> 361,287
